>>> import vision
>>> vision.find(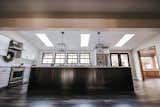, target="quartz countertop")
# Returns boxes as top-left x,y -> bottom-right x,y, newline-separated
0,64 -> 31,68
31,65 -> 130,68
